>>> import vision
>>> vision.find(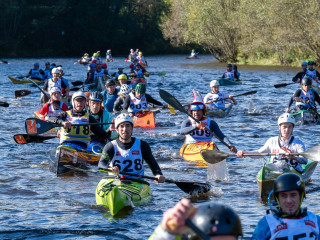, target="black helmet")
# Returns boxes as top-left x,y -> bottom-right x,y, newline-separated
302,76 -> 312,86
274,173 -> 305,199
232,64 -> 238,69
227,63 -> 232,67
89,91 -> 103,102
136,63 -> 141,67
105,79 -> 115,87
186,203 -> 242,239
308,60 -> 315,65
